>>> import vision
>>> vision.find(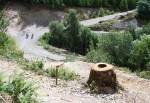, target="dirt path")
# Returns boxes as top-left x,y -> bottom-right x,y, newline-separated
0,60 -> 150,103
4,3 -> 65,61
4,3 -> 136,62
80,10 -> 136,26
